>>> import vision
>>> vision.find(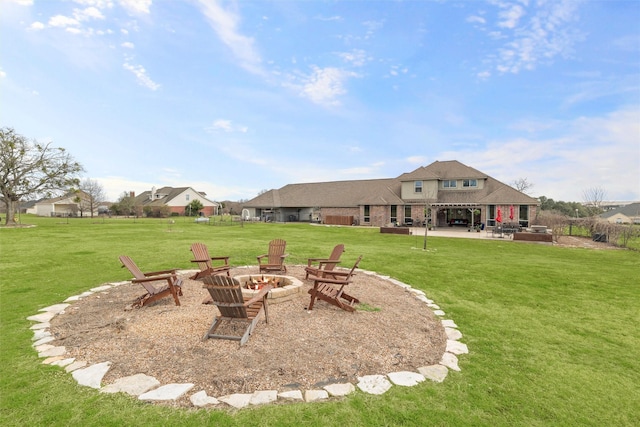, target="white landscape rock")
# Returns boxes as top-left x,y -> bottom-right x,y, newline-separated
417,365 -> 449,383
101,373 -> 160,396
33,336 -> 56,347
218,393 -> 253,409
304,389 -> 329,402
39,303 -> 70,314
441,319 -> 458,328
38,346 -> 66,358
71,361 -> 112,389
323,382 -> 355,397
250,390 -> 278,405
387,371 -> 426,387
90,285 -> 112,292
50,358 -> 76,367
445,327 -> 463,341
27,312 -> 57,323
65,360 -> 87,372
278,390 -> 304,401
356,375 -> 393,395
446,340 -> 469,355
138,383 -> 194,401
32,329 -> 52,341
30,322 -> 50,330
433,309 -> 446,316
439,352 -> 461,372
190,390 -> 219,407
